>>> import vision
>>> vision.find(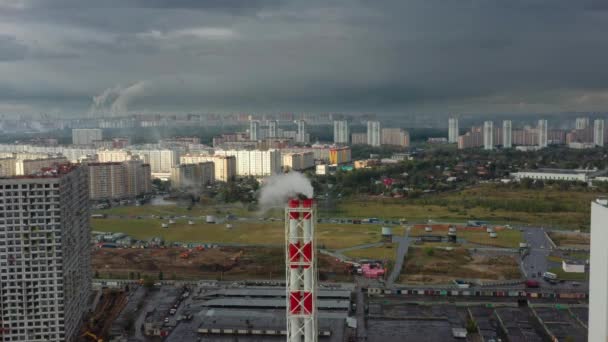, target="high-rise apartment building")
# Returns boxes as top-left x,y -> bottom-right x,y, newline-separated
329,147 -> 352,165
296,120 -> 307,144
179,154 -> 236,182
576,117 -> 590,130
87,160 -> 151,200
170,162 -> 214,189
215,149 -> 281,177
268,120 -> 278,138
72,128 -> 102,146
351,133 -> 367,145
589,198 -> 608,342
0,157 -> 17,177
502,120 -> 512,148
367,121 -> 381,147
0,164 -> 91,342
594,119 -> 605,147
333,120 -> 349,144
538,119 -> 548,148
381,128 -> 410,147
483,121 -> 494,150
249,120 -> 260,141
282,152 -> 315,171
97,149 -> 133,163
448,117 -> 459,143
